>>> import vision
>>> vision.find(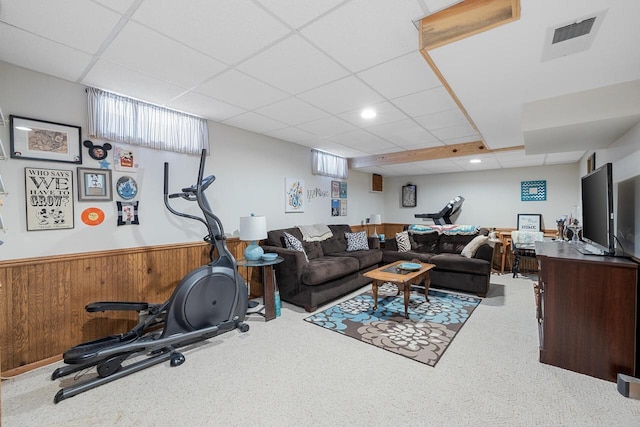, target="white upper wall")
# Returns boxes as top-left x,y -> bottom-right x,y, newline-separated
383,163 -> 580,230
0,61 -> 384,261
